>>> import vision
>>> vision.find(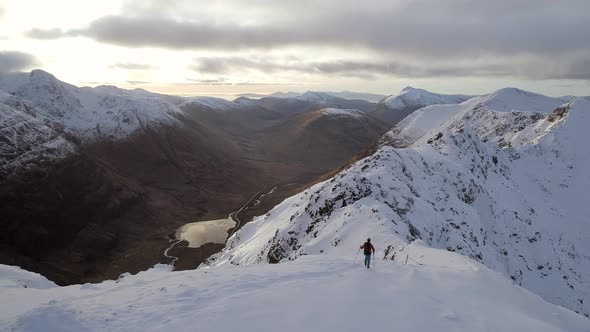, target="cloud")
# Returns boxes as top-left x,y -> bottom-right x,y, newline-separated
25,28 -> 68,40
0,51 -> 39,72
186,78 -> 229,85
126,80 -> 151,85
110,62 -> 159,70
24,0 -> 590,80
27,1 -> 590,56
192,55 -> 590,80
